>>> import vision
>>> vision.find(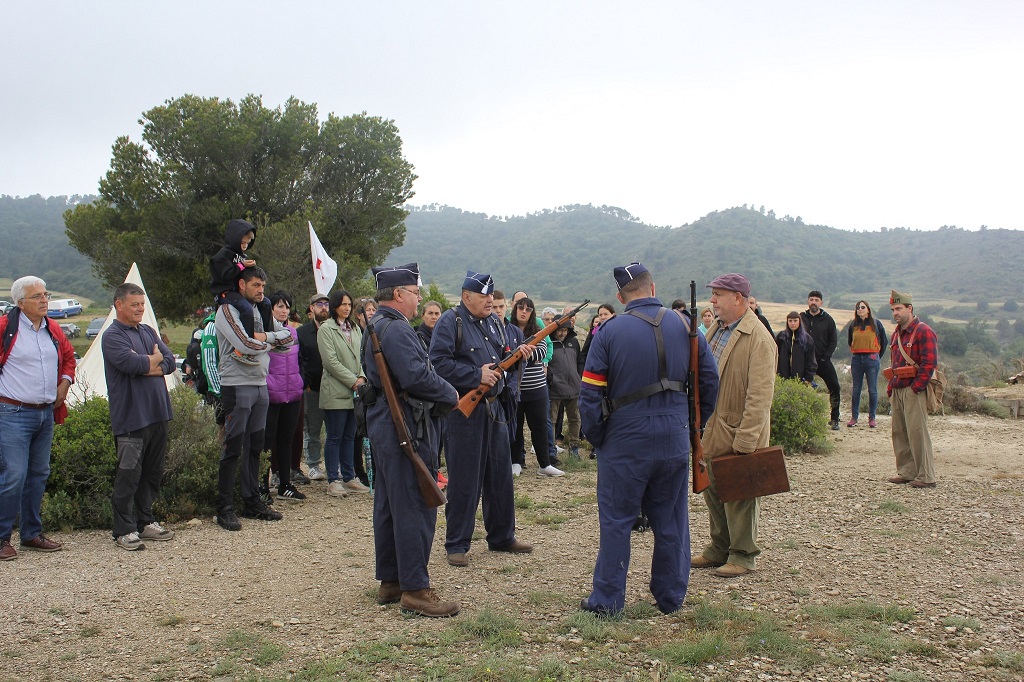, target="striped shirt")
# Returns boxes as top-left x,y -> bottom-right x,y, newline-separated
708,318 -> 741,366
